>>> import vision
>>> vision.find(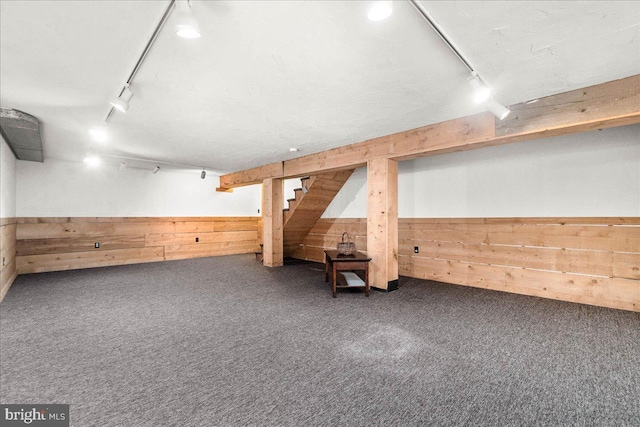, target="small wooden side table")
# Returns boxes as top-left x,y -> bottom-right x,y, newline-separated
324,250 -> 372,298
